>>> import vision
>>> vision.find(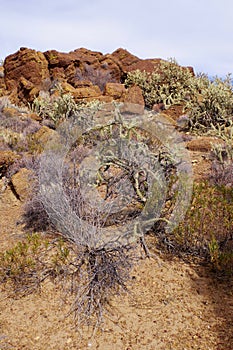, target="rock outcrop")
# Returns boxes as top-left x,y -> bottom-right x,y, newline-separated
4,47 -> 50,103
3,47 -> 194,106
